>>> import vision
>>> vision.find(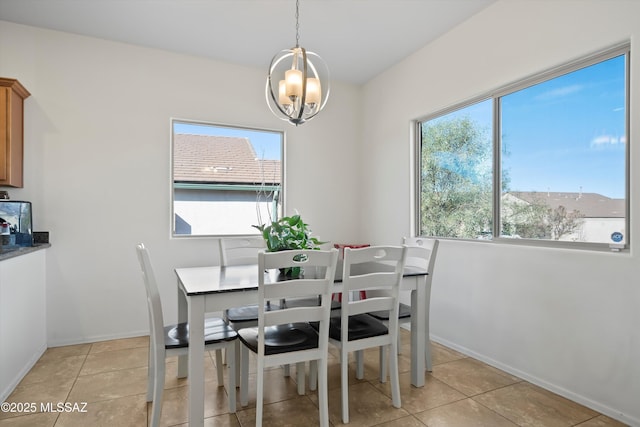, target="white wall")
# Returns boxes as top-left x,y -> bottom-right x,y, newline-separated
0,21 -> 362,344
361,1 -> 640,425
173,189 -> 275,235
